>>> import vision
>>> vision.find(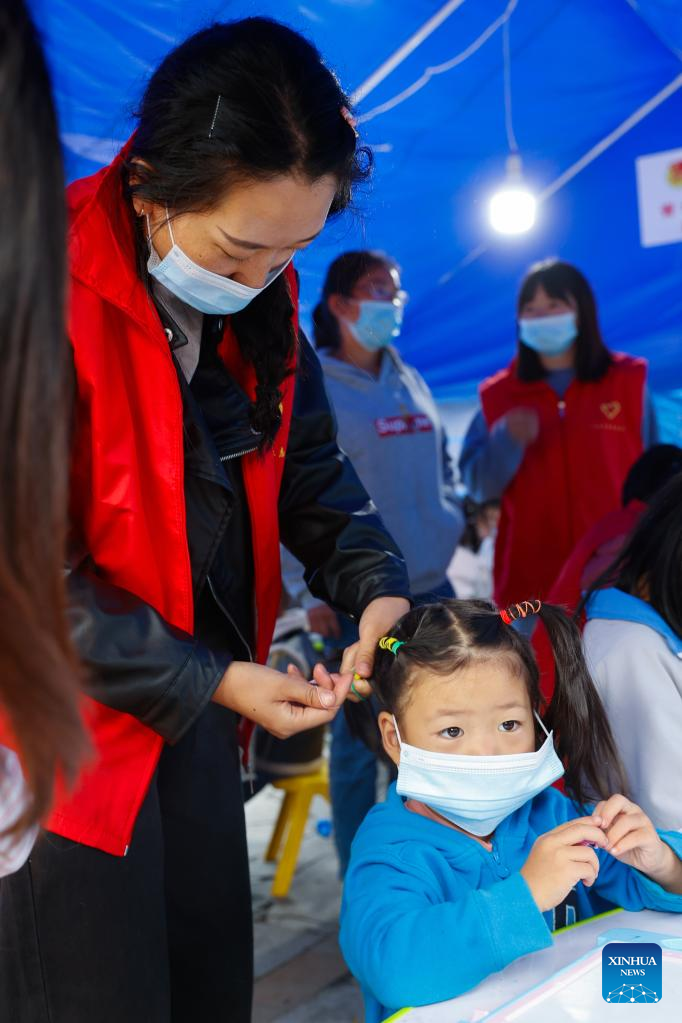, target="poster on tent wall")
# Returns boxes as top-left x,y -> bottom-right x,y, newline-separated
636,146 -> 682,247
